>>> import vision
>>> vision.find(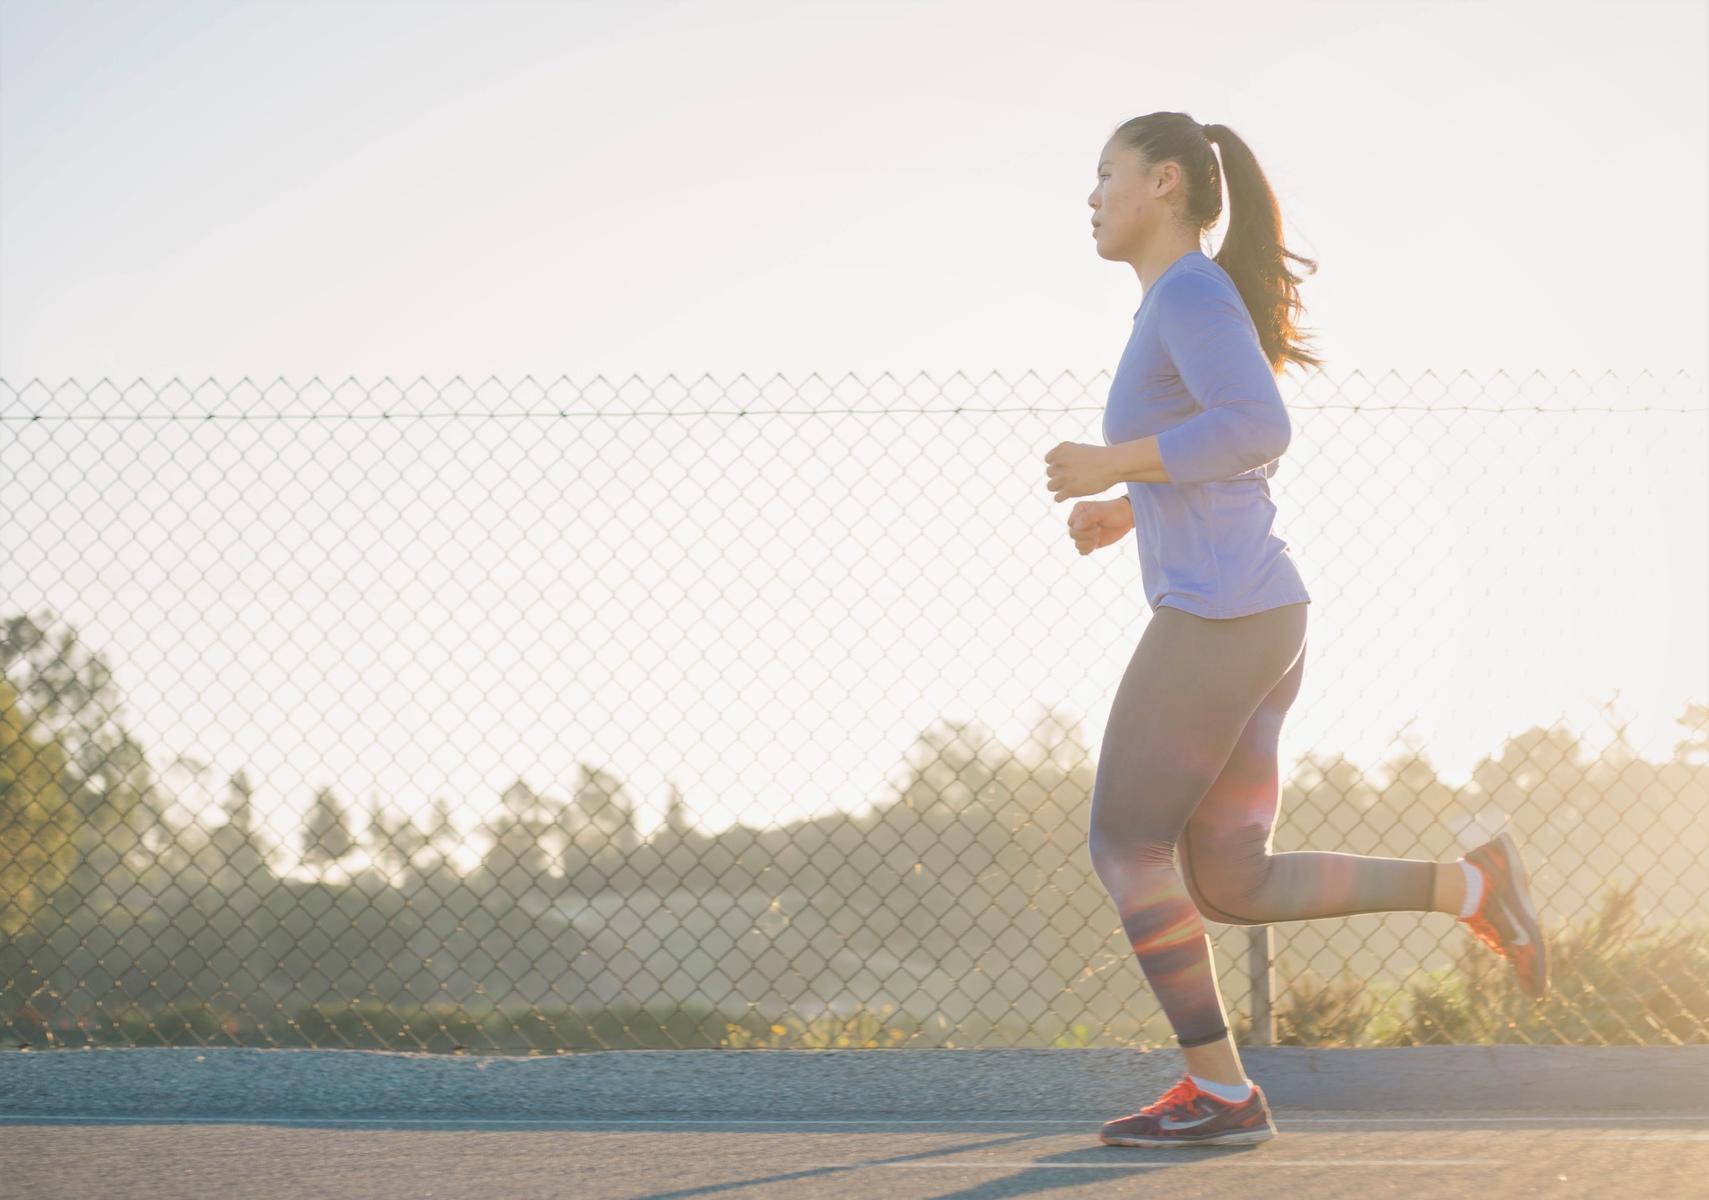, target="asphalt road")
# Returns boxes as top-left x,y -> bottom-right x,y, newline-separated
5,1111 -> 1707,1199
